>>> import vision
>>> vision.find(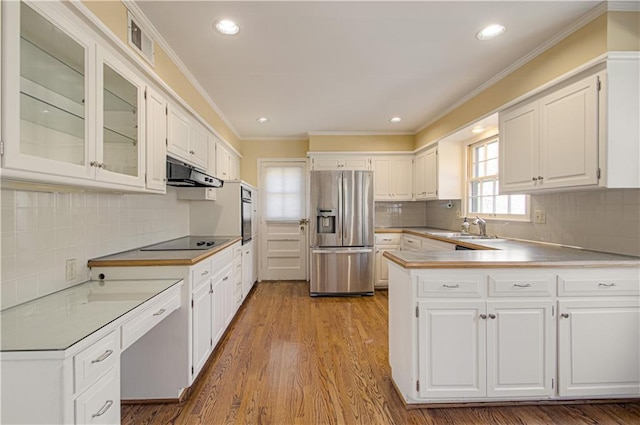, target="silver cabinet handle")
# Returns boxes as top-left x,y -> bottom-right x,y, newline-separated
598,283 -> 616,287
538,176 -> 544,180
99,163 -> 106,169
382,238 -> 392,242
532,177 -> 538,181
91,349 -> 113,364
479,314 -> 487,320
443,284 -> 459,288
92,400 -> 114,418
561,313 -> 570,318
153,308 -> 166,316
201,270 -> 209,276
513,283 -> 531,288
90,161 -> 98,167
489,314 -> 496,319
223,276 -> 228,281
